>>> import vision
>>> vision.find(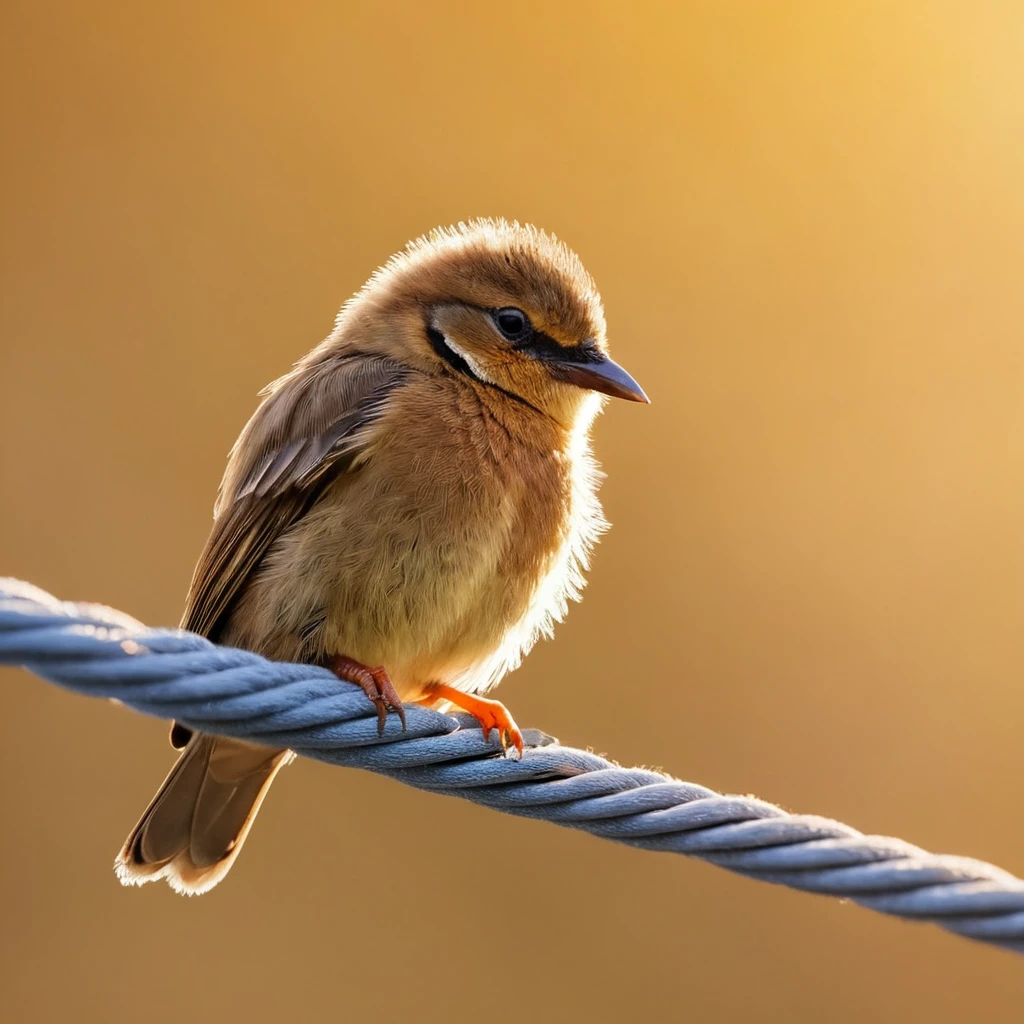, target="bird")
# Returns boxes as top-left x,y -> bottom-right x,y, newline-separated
114,218 -> 648,894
